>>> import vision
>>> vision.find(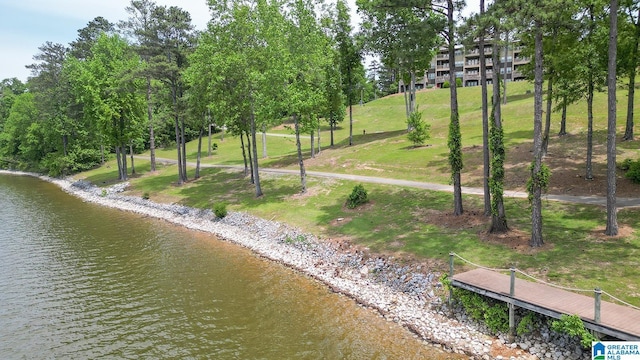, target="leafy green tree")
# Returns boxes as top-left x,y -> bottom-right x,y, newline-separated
358,0 -> 459,214
0,78 -> 27,133
121,0 -> 162,172
357,0 -> 444,122
68,34 -> 145,180
69,17 -> 116,60
284,0 -> 332,193
0,93 -> 44,163
26,42 -> 73,158
335,0 -> 361,146
148,5 -> 195,185
406,108 -> 430,147
322,54 -> 346,148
